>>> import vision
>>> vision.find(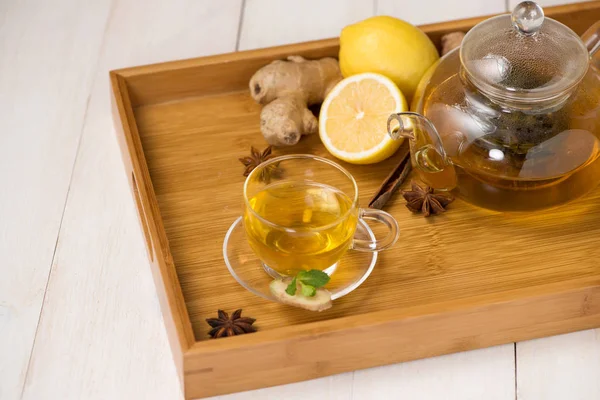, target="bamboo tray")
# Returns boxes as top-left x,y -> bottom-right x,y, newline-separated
110,3 -> 600,399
